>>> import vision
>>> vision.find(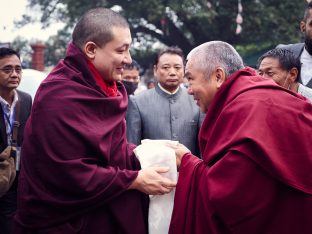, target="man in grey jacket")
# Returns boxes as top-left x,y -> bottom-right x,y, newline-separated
126,46 -> 203,156
277,1 -> 312,88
